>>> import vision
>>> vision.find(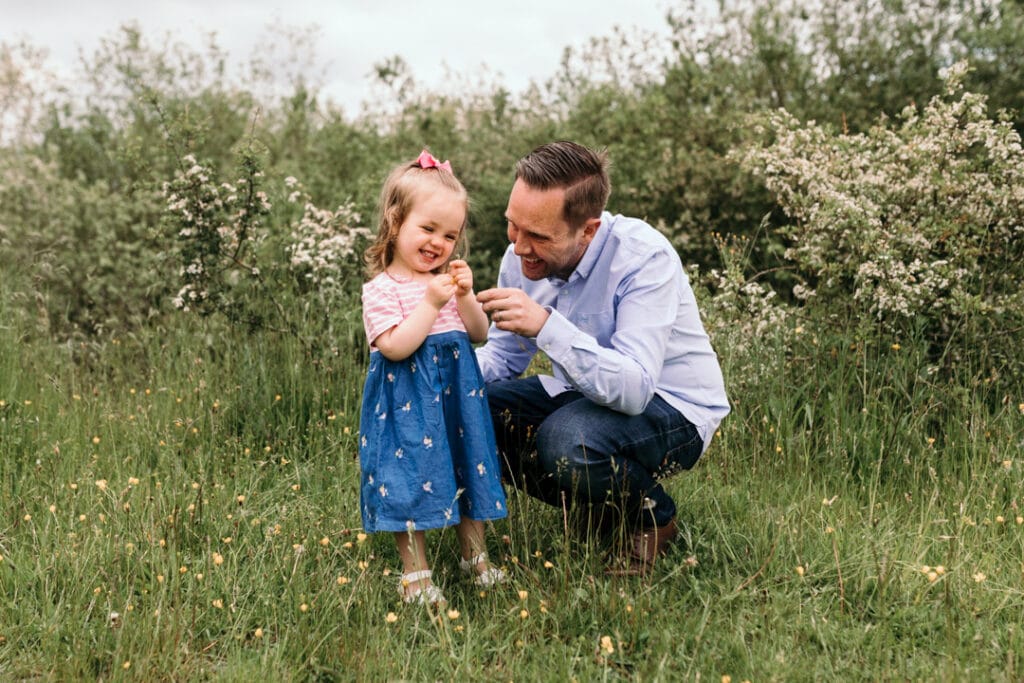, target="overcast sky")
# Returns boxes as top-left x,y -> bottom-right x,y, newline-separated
2,0 -> 681,115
